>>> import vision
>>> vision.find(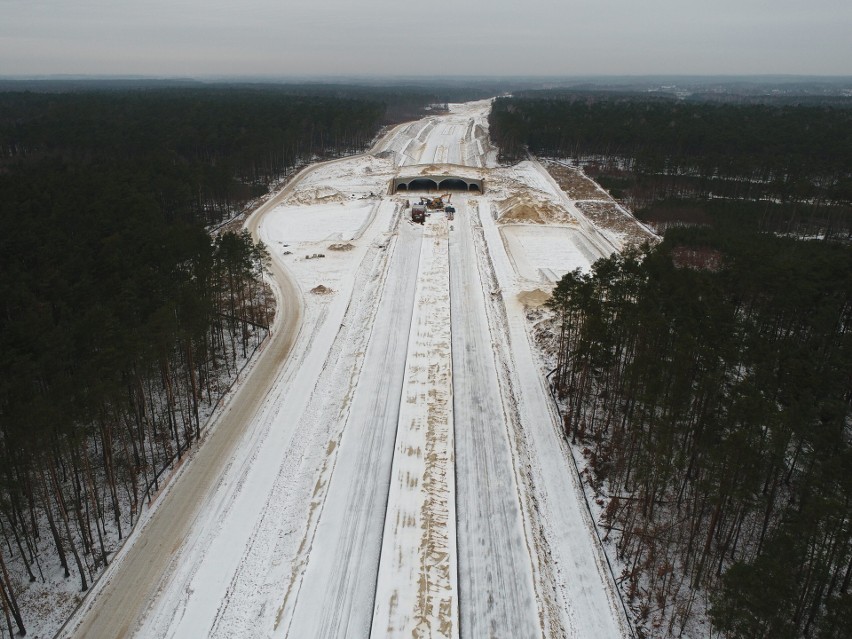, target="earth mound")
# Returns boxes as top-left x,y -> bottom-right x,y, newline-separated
496,195 -> 575,225
310,285 -> 333,295
285,187 -> 347,205
517,288 -> 551,307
